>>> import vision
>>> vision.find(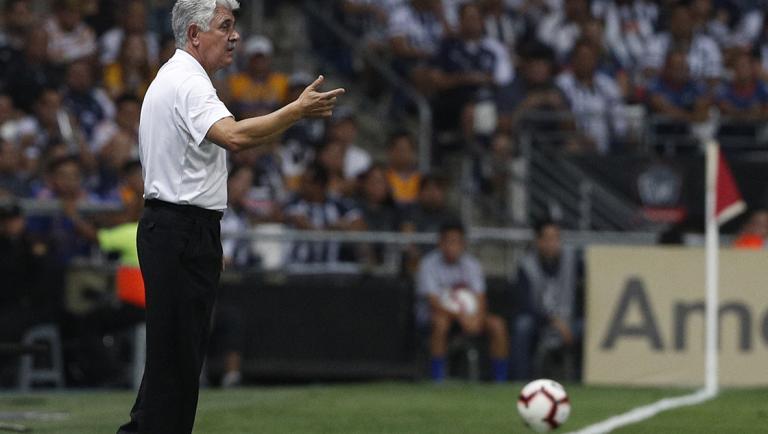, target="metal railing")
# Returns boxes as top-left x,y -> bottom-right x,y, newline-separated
5,199 -> 663,276
302,0 -> 433,172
